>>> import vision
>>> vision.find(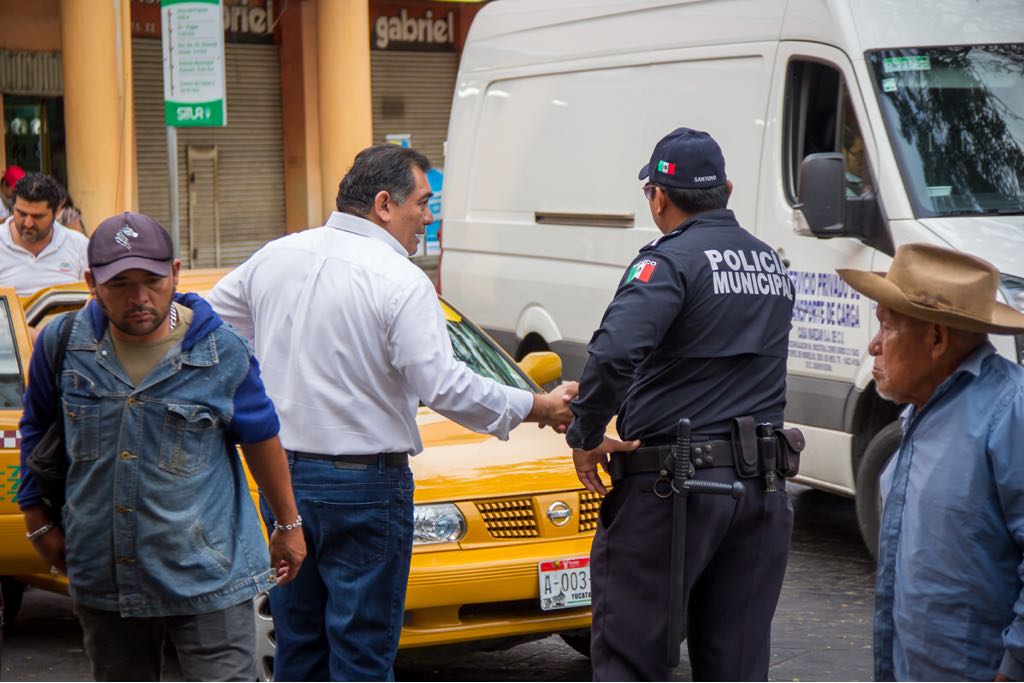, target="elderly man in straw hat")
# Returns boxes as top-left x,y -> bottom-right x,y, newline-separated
837,244 -> 1024,682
